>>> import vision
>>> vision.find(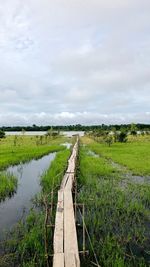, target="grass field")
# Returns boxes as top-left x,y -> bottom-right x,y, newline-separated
77,137 -> 150,267
0,135 -> 70,170
82,135 -> 150,175
0,134 -> 70,204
